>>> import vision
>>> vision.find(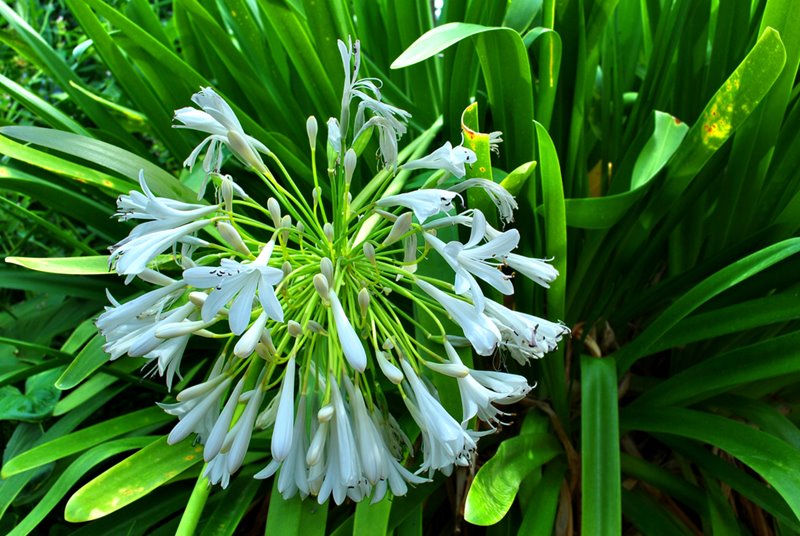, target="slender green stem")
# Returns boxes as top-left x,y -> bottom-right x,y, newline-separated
175,475 -> 211,536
